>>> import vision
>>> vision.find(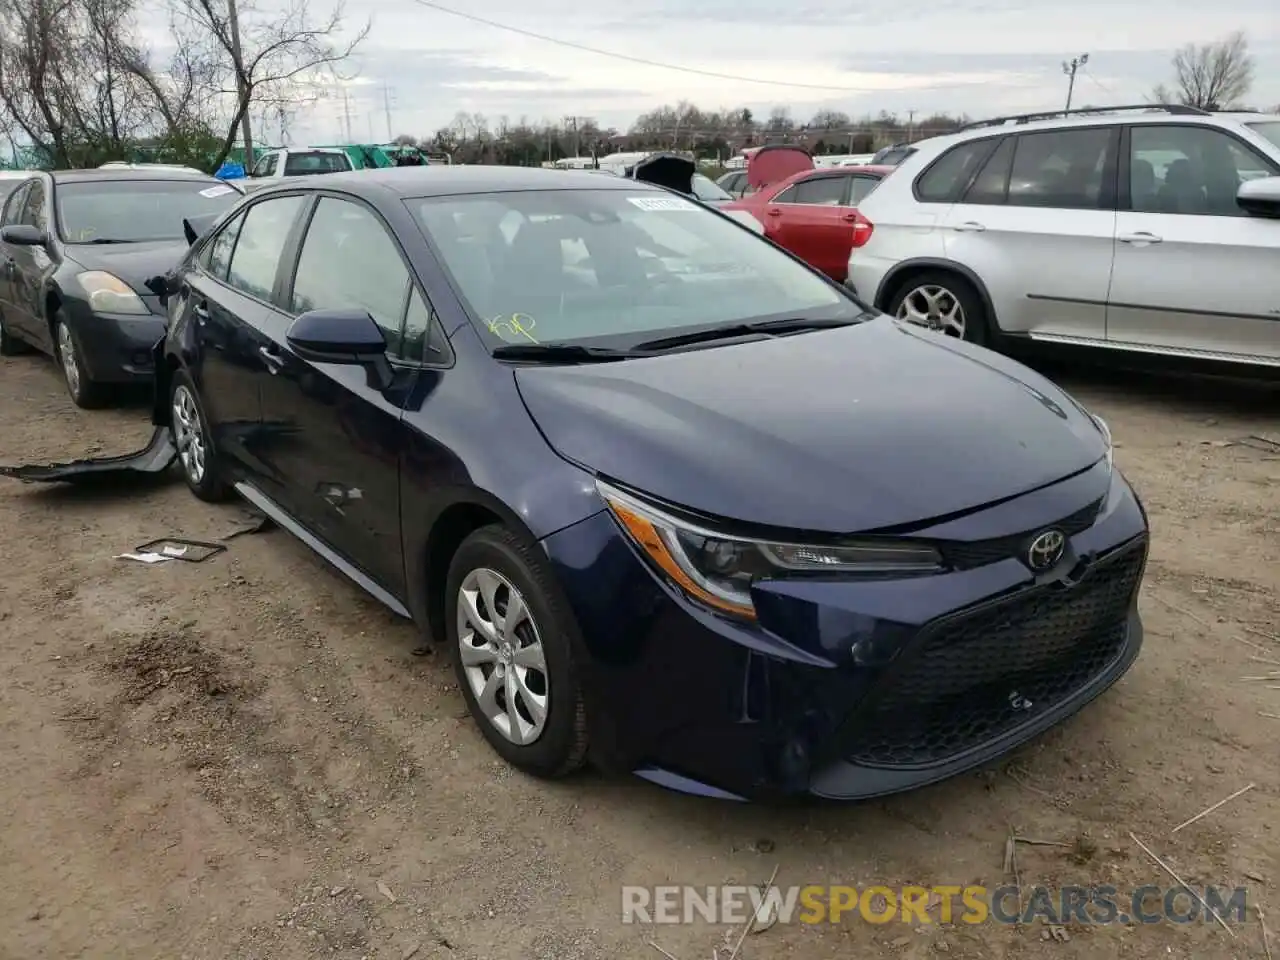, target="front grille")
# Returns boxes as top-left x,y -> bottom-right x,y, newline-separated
841,538 -> 1145,768
937,498 -> 1103,570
